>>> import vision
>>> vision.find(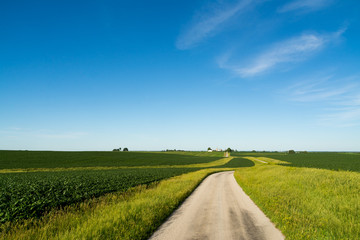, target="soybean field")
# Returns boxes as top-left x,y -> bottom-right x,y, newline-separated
0,168 -> 198,223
